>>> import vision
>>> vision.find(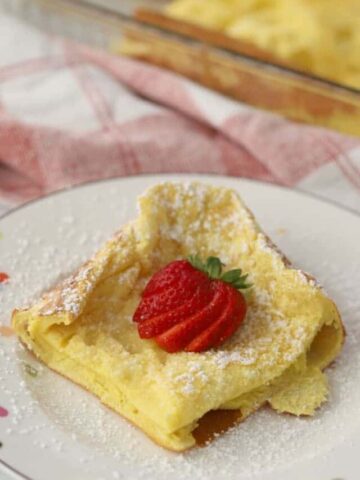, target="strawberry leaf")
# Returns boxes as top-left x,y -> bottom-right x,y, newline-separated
206,257 -> 223,279
221,268 -> 251,290
188,254 -> 206,273
188,255 -> 252,290
221,269 -> 243,283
